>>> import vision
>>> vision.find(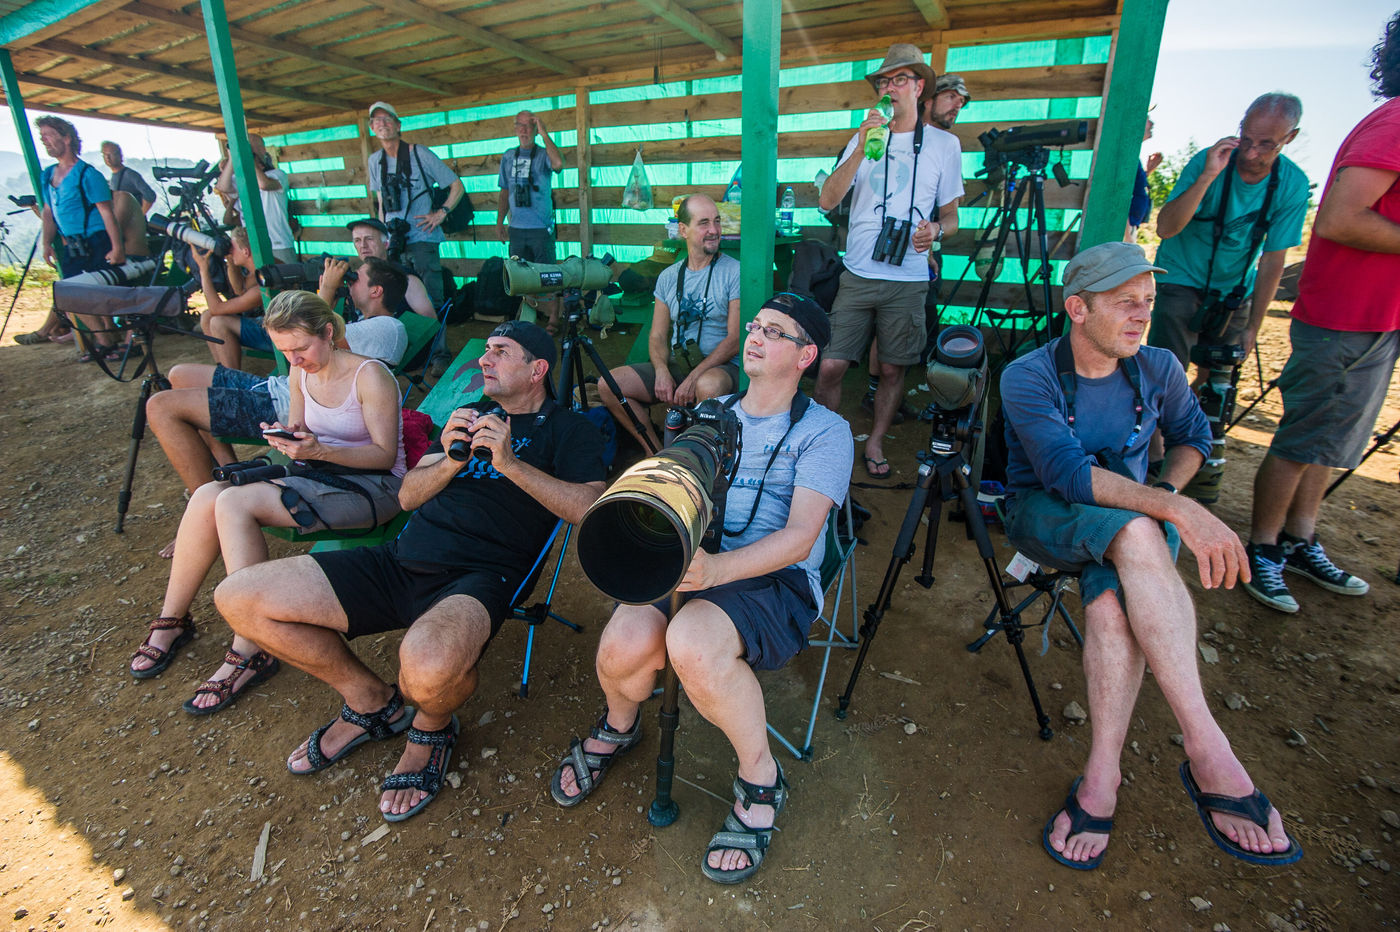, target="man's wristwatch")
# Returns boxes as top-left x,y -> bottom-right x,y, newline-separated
929,225 -> 944,253
1152,480 -> 1178,494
